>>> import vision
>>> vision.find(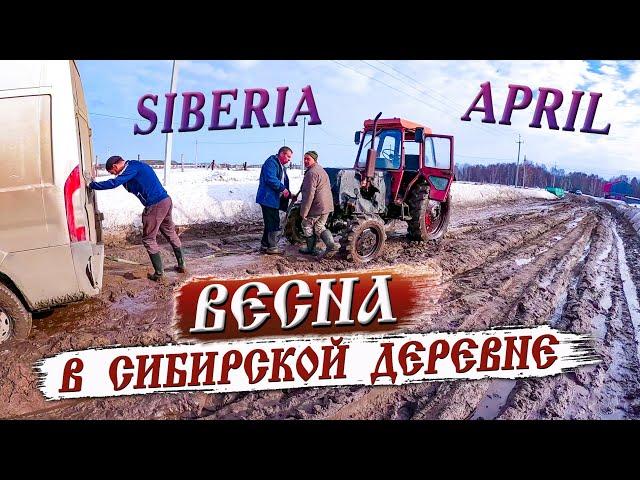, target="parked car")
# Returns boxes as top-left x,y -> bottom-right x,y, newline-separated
0,60 -> 104,345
